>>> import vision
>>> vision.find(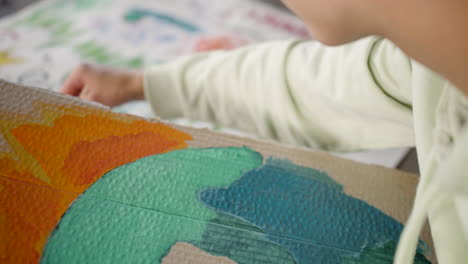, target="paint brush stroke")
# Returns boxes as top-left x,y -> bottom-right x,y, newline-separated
124,9 -> 200,32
